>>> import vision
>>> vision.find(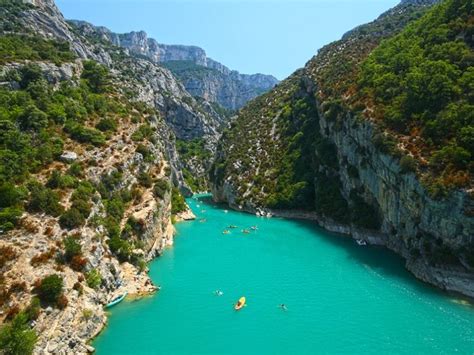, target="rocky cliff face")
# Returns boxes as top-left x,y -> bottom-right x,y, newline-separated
68,20 -> 279,110
211,0 -> 474,298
